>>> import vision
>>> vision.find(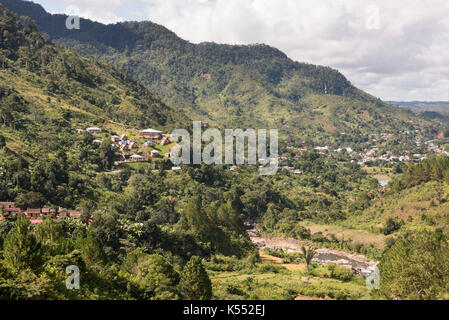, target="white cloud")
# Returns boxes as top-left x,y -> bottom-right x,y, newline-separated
33,0 -> 449,100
